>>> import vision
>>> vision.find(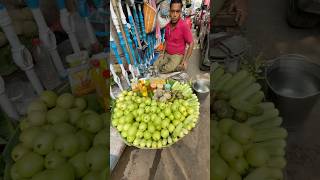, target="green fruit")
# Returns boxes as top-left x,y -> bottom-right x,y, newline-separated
40,90 -> 58,108
218,119 -> 236,134
100,168 -> 108,180
84,113 -> 103,133
152,131 -> 161,141
226,169 -> 242,180
83,109 -> 96,115
246,146 -> 269,167
148,124 -> 156,133
83,171 -> 103,180
168,124 -> 175,133
230,123 -> 254,144
47,107 -> 69,124
69,152 -> 89,178
19,118 -> 31,131
33,131 -> 56,155
44,151 -> 66,169
68,108 -> 82,125
138,122 -> 147,131
27,100 -> 47,115
93,129 -> 107,146
11,163 -> 22,180
28,110 -> 47,126
50,163 -> 75,180
143,131 -> 152,140
41,124 -> 53,131
136,131 -> 144,138
161,129 -> 169,138
127,136 -> 135,143
54,133 -> 79,157
211,153 -> 229,180
74,97 -> 87,111
76,130 -> 92,151
229,157 -> 249,175
51,123 -> 76,136
219,139 -> 243,162
164,108 -> 171,116
86,145 -> 107,171
127,126 -> 138,137
56,93 -> 75,109
76,114 -> 87,129
31,170 -> 51,180
16,152 -> 44,178
19,127 -> 41,148
11,144 -> 30,162
161,119 -> 170,129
